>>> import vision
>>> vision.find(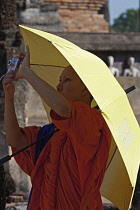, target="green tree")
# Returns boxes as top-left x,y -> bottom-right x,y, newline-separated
111,9 -> 139,32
